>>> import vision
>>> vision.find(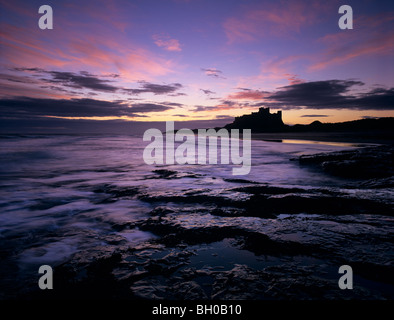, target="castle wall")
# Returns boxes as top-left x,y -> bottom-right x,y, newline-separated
225,107 -> 285,132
